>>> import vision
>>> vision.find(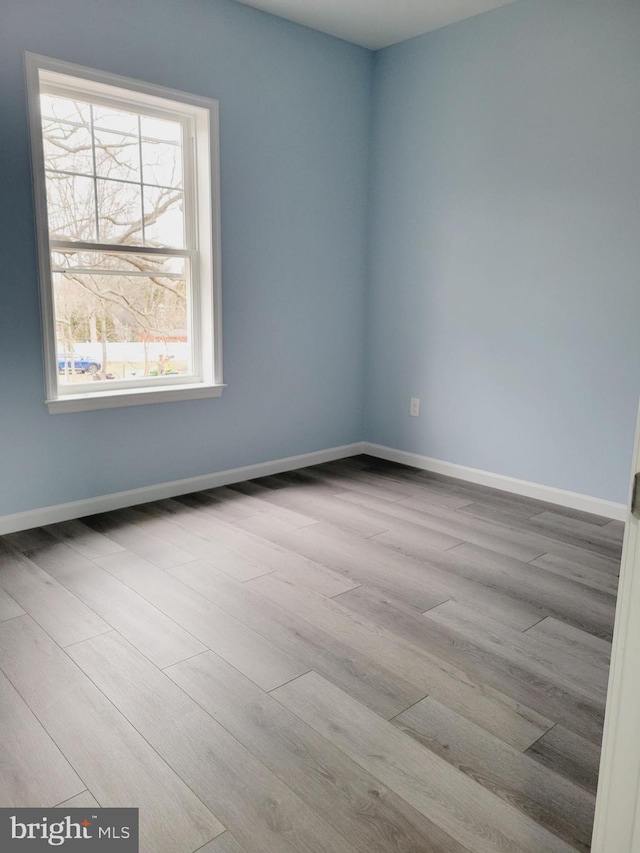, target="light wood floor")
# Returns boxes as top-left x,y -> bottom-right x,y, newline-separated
0,456 -> 622,852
